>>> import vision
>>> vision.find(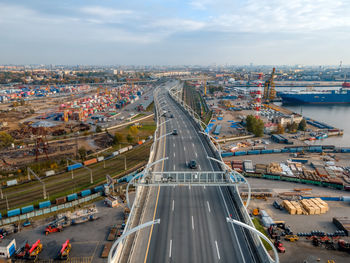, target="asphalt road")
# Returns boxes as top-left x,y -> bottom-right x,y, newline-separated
129,81 -> 261,263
